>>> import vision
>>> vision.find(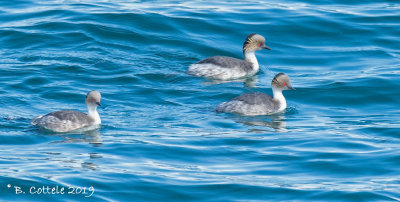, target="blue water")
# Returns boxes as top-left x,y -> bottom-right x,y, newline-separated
1,0 -> 400,201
